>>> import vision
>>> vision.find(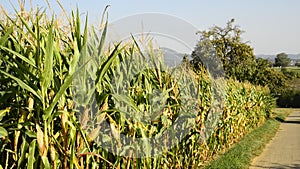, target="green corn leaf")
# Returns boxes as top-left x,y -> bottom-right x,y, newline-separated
17,137 -> 29,169
82,14 -> 88,47
0,26 -> 13,46
112,93 -> 140,113
41,157 -> 51,169
98,20 -> 108,56
12,6 -> 37,39
131,35 -> 146,59
97,5 -> 109,55
0,46 -> 36,68
43,40 -> 80,120
0,107 -> 10,121
0,127 -> 8,138
43,74 -> 73,120
69,39 -> 80,75
95,43 -> 122,84
0,70 -> 42,101
12,58 -> 38,83
35,9 -> 42,69
28,140 -> 37,169
139,124 -> 151,159
76,8 -> 81,50
41,20 -> 54,104
43,39 -> 80,120
25,130 -> 36,138
43,20 -> 54,83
